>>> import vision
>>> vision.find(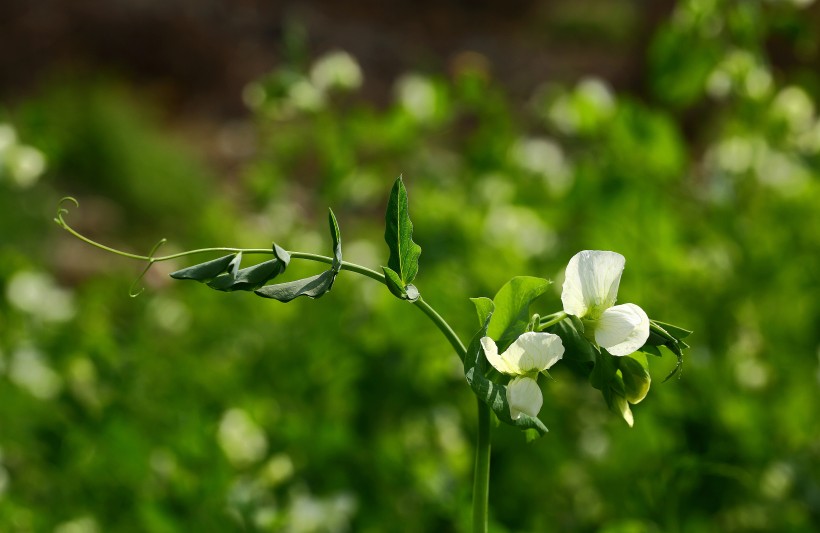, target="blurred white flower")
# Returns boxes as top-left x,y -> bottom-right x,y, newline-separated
771,86 -> 815,133
395,74 -> 438,122
481,331 -> 564,419
561,250 -> 649,356
310,50 -> 363,91
53,515 -> 99,533
288,78 -> 326,112
0,123 -> 47,187
0,124 -> 17,154
9,346 -> 63,400
218,408 -> 268,467
7,145 -> 46,188
6,270 -> 75,323
509,137 -> 573,195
